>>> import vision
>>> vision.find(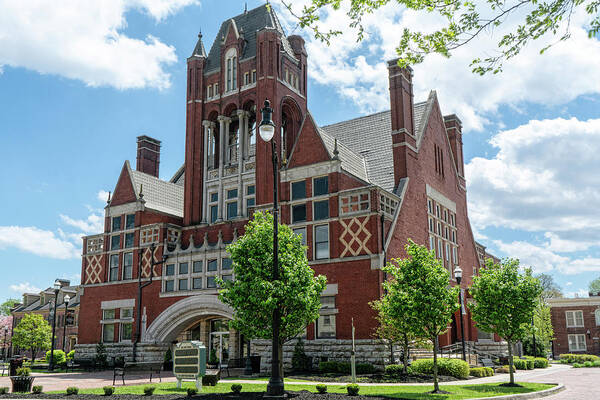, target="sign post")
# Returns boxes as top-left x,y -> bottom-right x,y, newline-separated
173,341 -> 207,390
351,318 -> 356,384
